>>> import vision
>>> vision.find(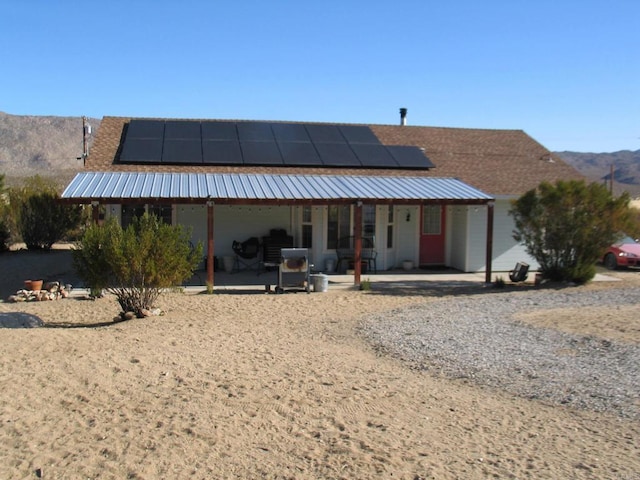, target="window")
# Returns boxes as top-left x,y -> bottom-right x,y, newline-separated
363,204 -> 376,244
422,205 -> 441,235
121,205 -> 145,229
386,206 -> 394,248
327,205 -> 351,249
327,204 -> 376,249
149,204 -> 173,224
301,206 -> 312,248
121,204 -> 172,229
